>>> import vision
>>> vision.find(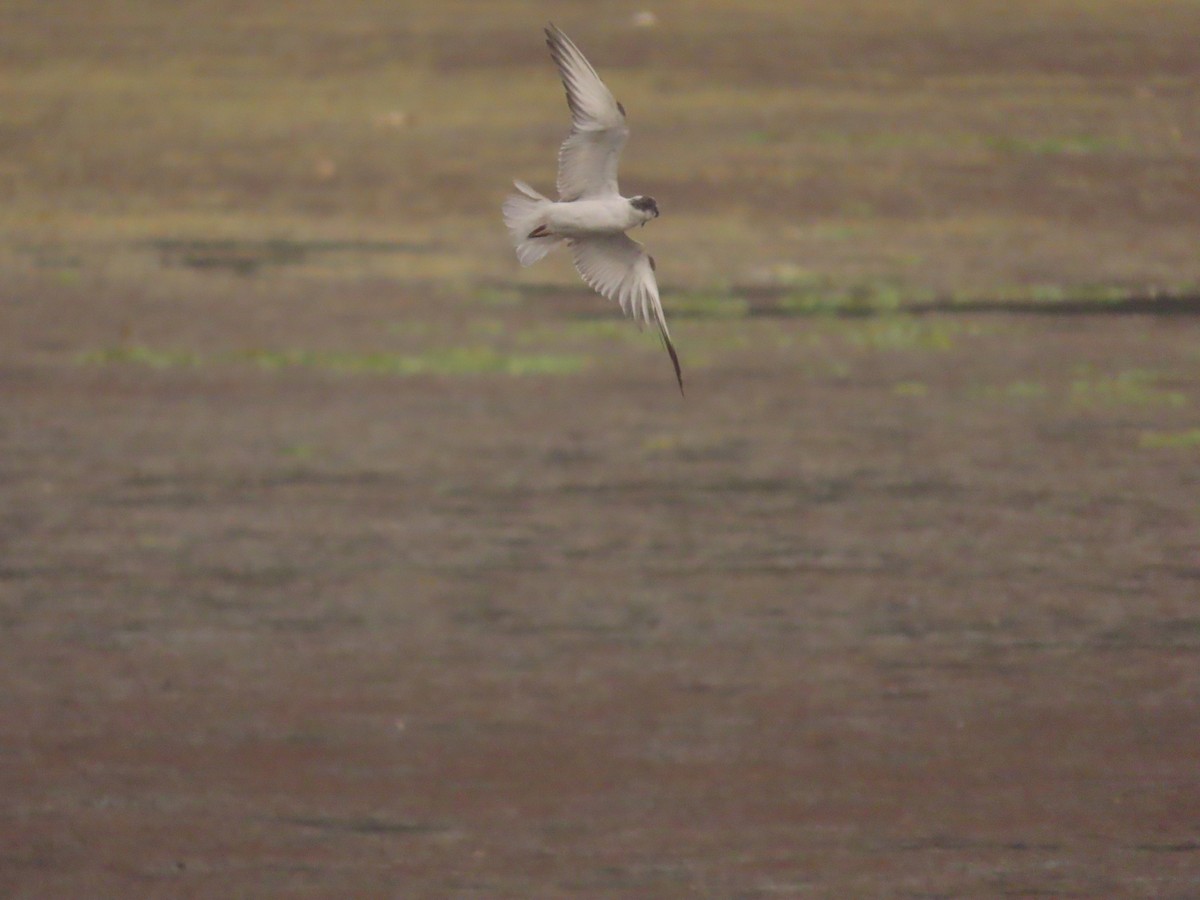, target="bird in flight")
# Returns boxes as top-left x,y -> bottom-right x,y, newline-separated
502,23 -> 682,394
